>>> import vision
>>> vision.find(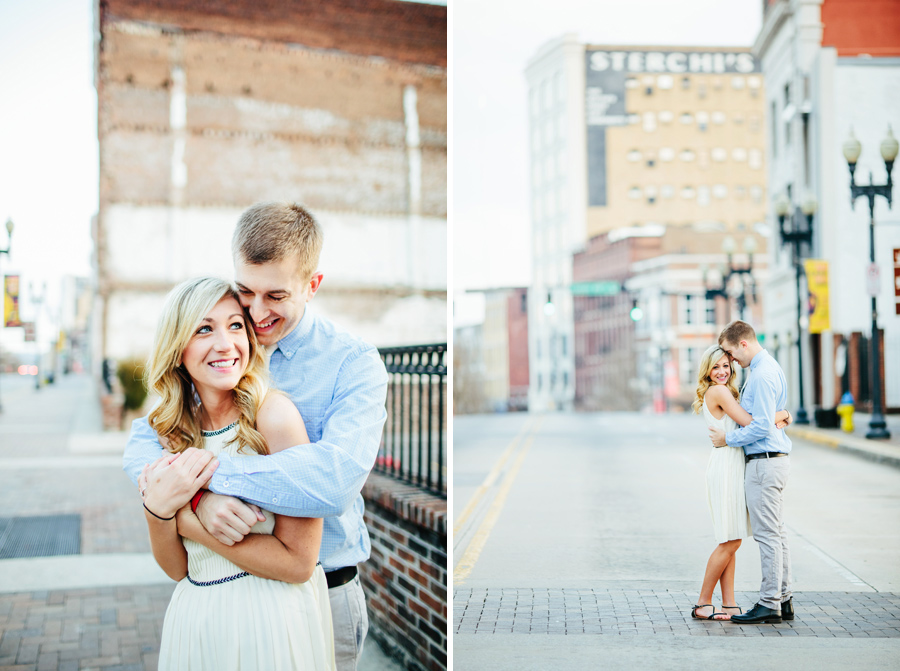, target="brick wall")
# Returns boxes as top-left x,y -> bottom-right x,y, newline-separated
361,473 -> 447,671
